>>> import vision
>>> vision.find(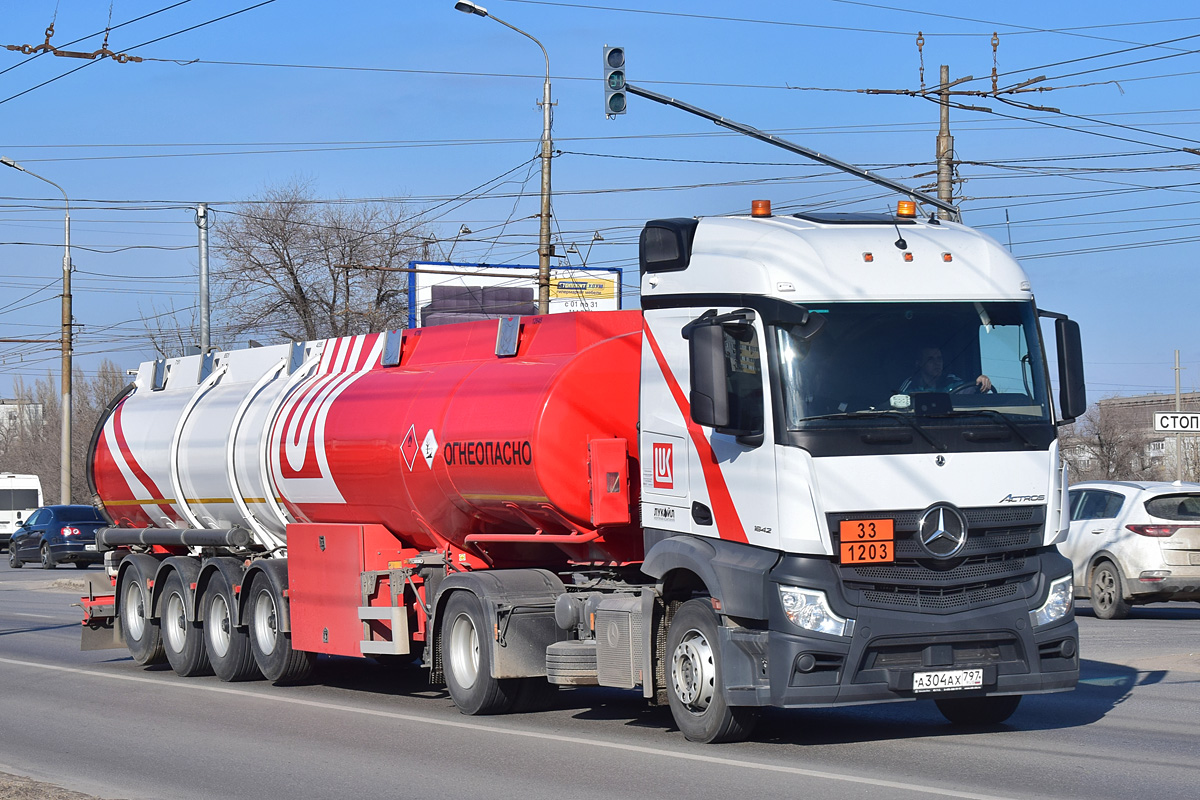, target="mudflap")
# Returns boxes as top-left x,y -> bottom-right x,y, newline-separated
78,573 -> 124,651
